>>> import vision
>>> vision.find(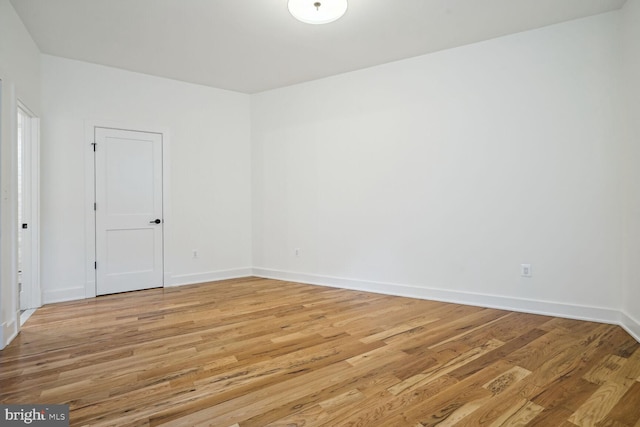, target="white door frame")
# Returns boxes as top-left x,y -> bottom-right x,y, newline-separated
0,76 -> 13,349
17,100 -> 41,310
84,121 -> 171,298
